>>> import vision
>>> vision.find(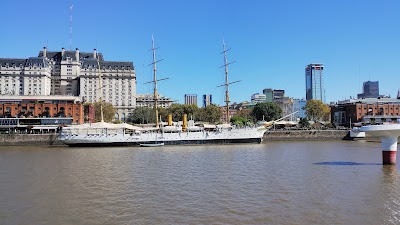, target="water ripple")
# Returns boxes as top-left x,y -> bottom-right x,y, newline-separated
0,142 -> 399,224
